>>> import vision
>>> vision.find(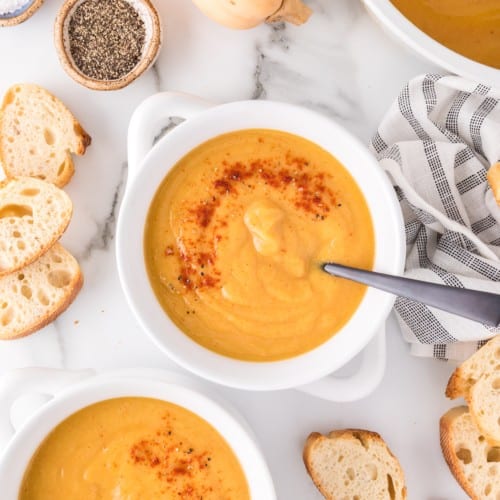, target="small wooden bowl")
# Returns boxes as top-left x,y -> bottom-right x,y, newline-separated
54,0 -> 161,91
0,0 -> 44,27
